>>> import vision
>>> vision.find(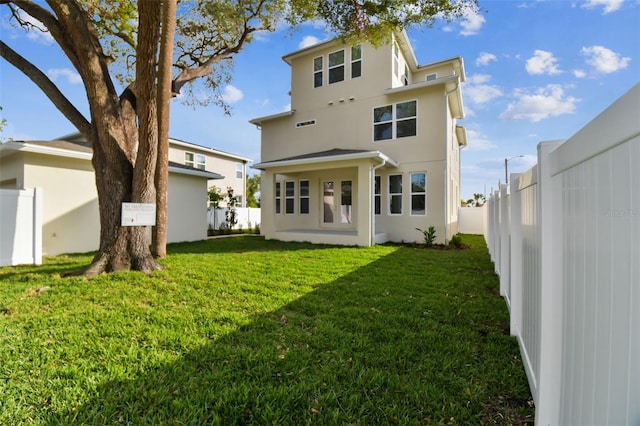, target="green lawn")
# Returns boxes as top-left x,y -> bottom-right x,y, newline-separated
0,235 -> 533,425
